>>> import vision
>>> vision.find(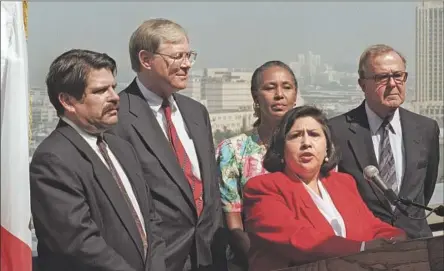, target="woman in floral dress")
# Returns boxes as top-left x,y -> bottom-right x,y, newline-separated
216,60 -> 300,270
